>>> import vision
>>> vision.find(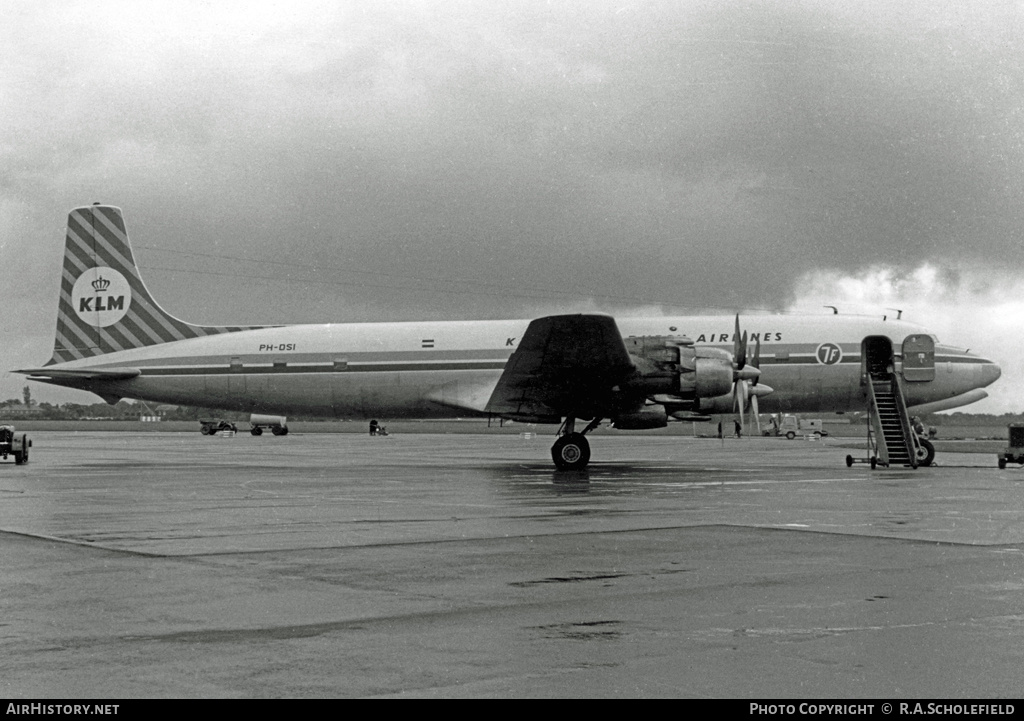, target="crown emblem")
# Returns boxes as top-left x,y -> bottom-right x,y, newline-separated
91,275 -> 110,292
